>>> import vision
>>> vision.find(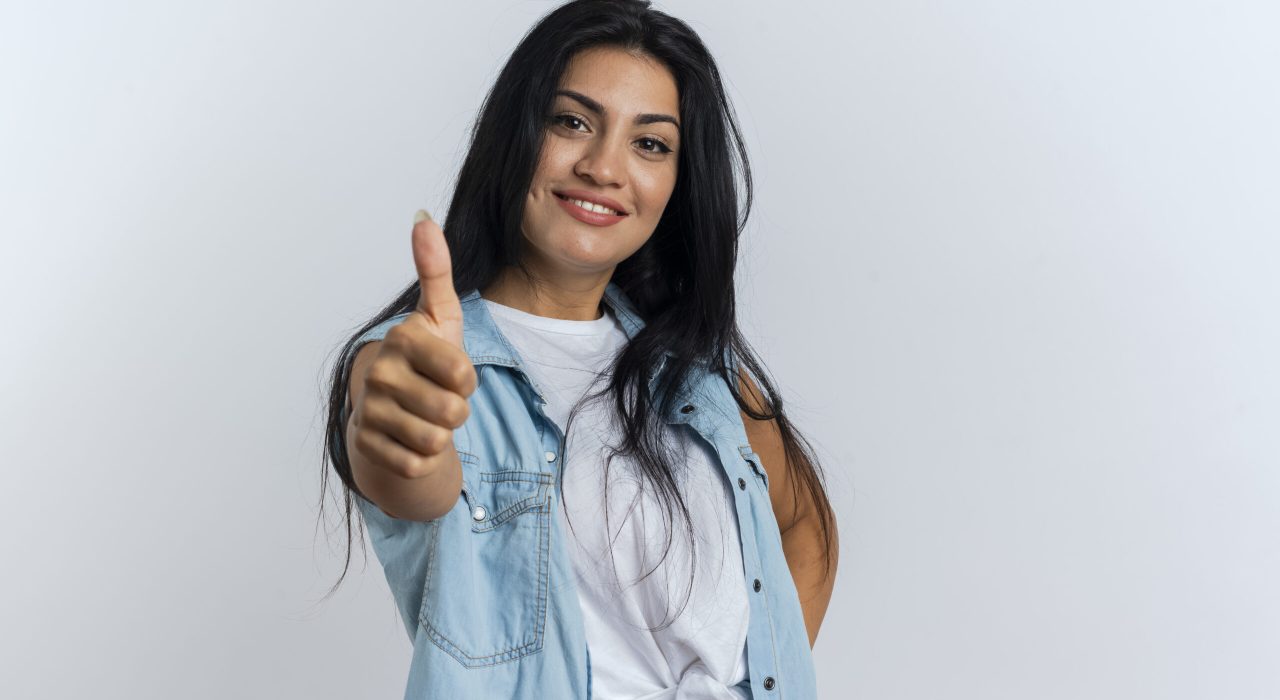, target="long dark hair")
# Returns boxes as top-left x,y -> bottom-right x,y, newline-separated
320,0 -> 837,625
